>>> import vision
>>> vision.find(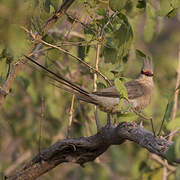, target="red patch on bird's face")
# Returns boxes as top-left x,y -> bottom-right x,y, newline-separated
141,70 -> 153,77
